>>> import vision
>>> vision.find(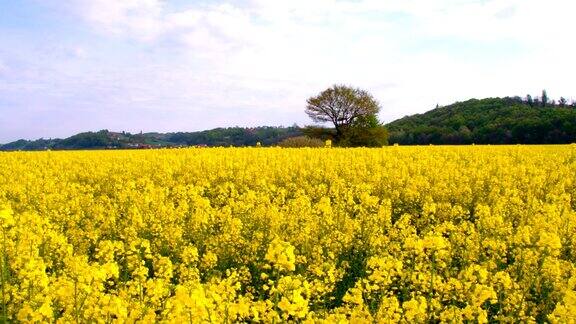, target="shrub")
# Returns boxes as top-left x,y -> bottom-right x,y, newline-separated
277,136 -> 325,148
